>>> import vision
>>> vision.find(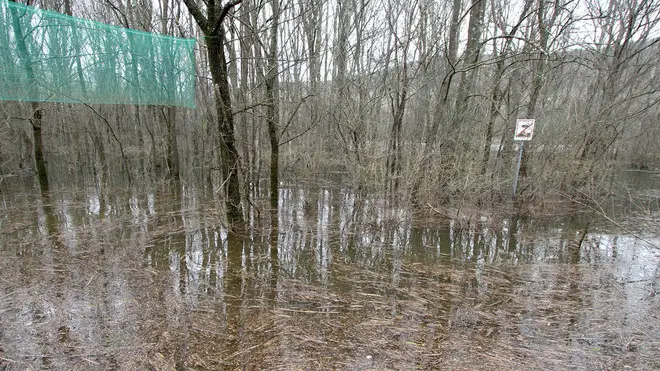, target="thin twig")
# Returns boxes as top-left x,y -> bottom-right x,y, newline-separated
556,189 -> 659,250
81,103 -> 133,185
